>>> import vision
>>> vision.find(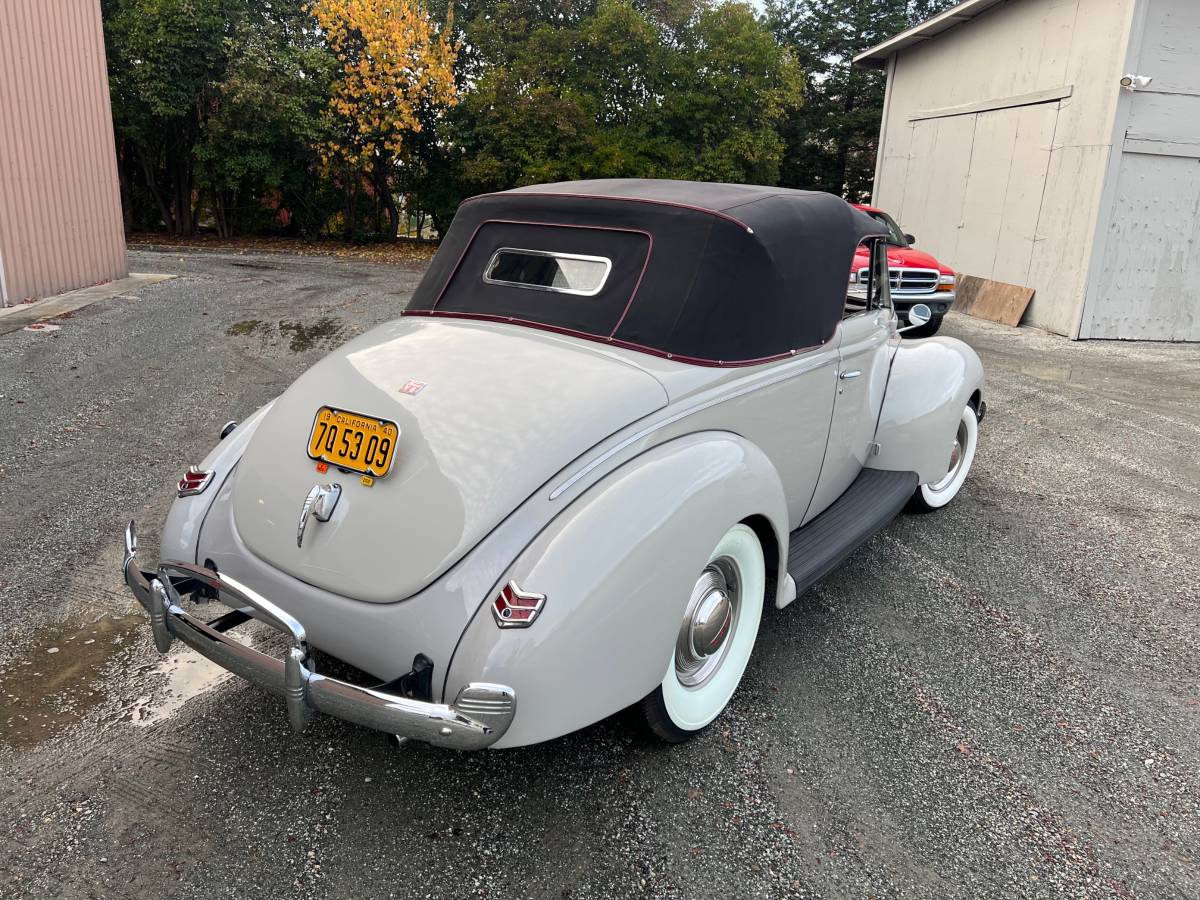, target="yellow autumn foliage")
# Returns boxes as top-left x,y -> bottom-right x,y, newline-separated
310,0 -> 458,168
